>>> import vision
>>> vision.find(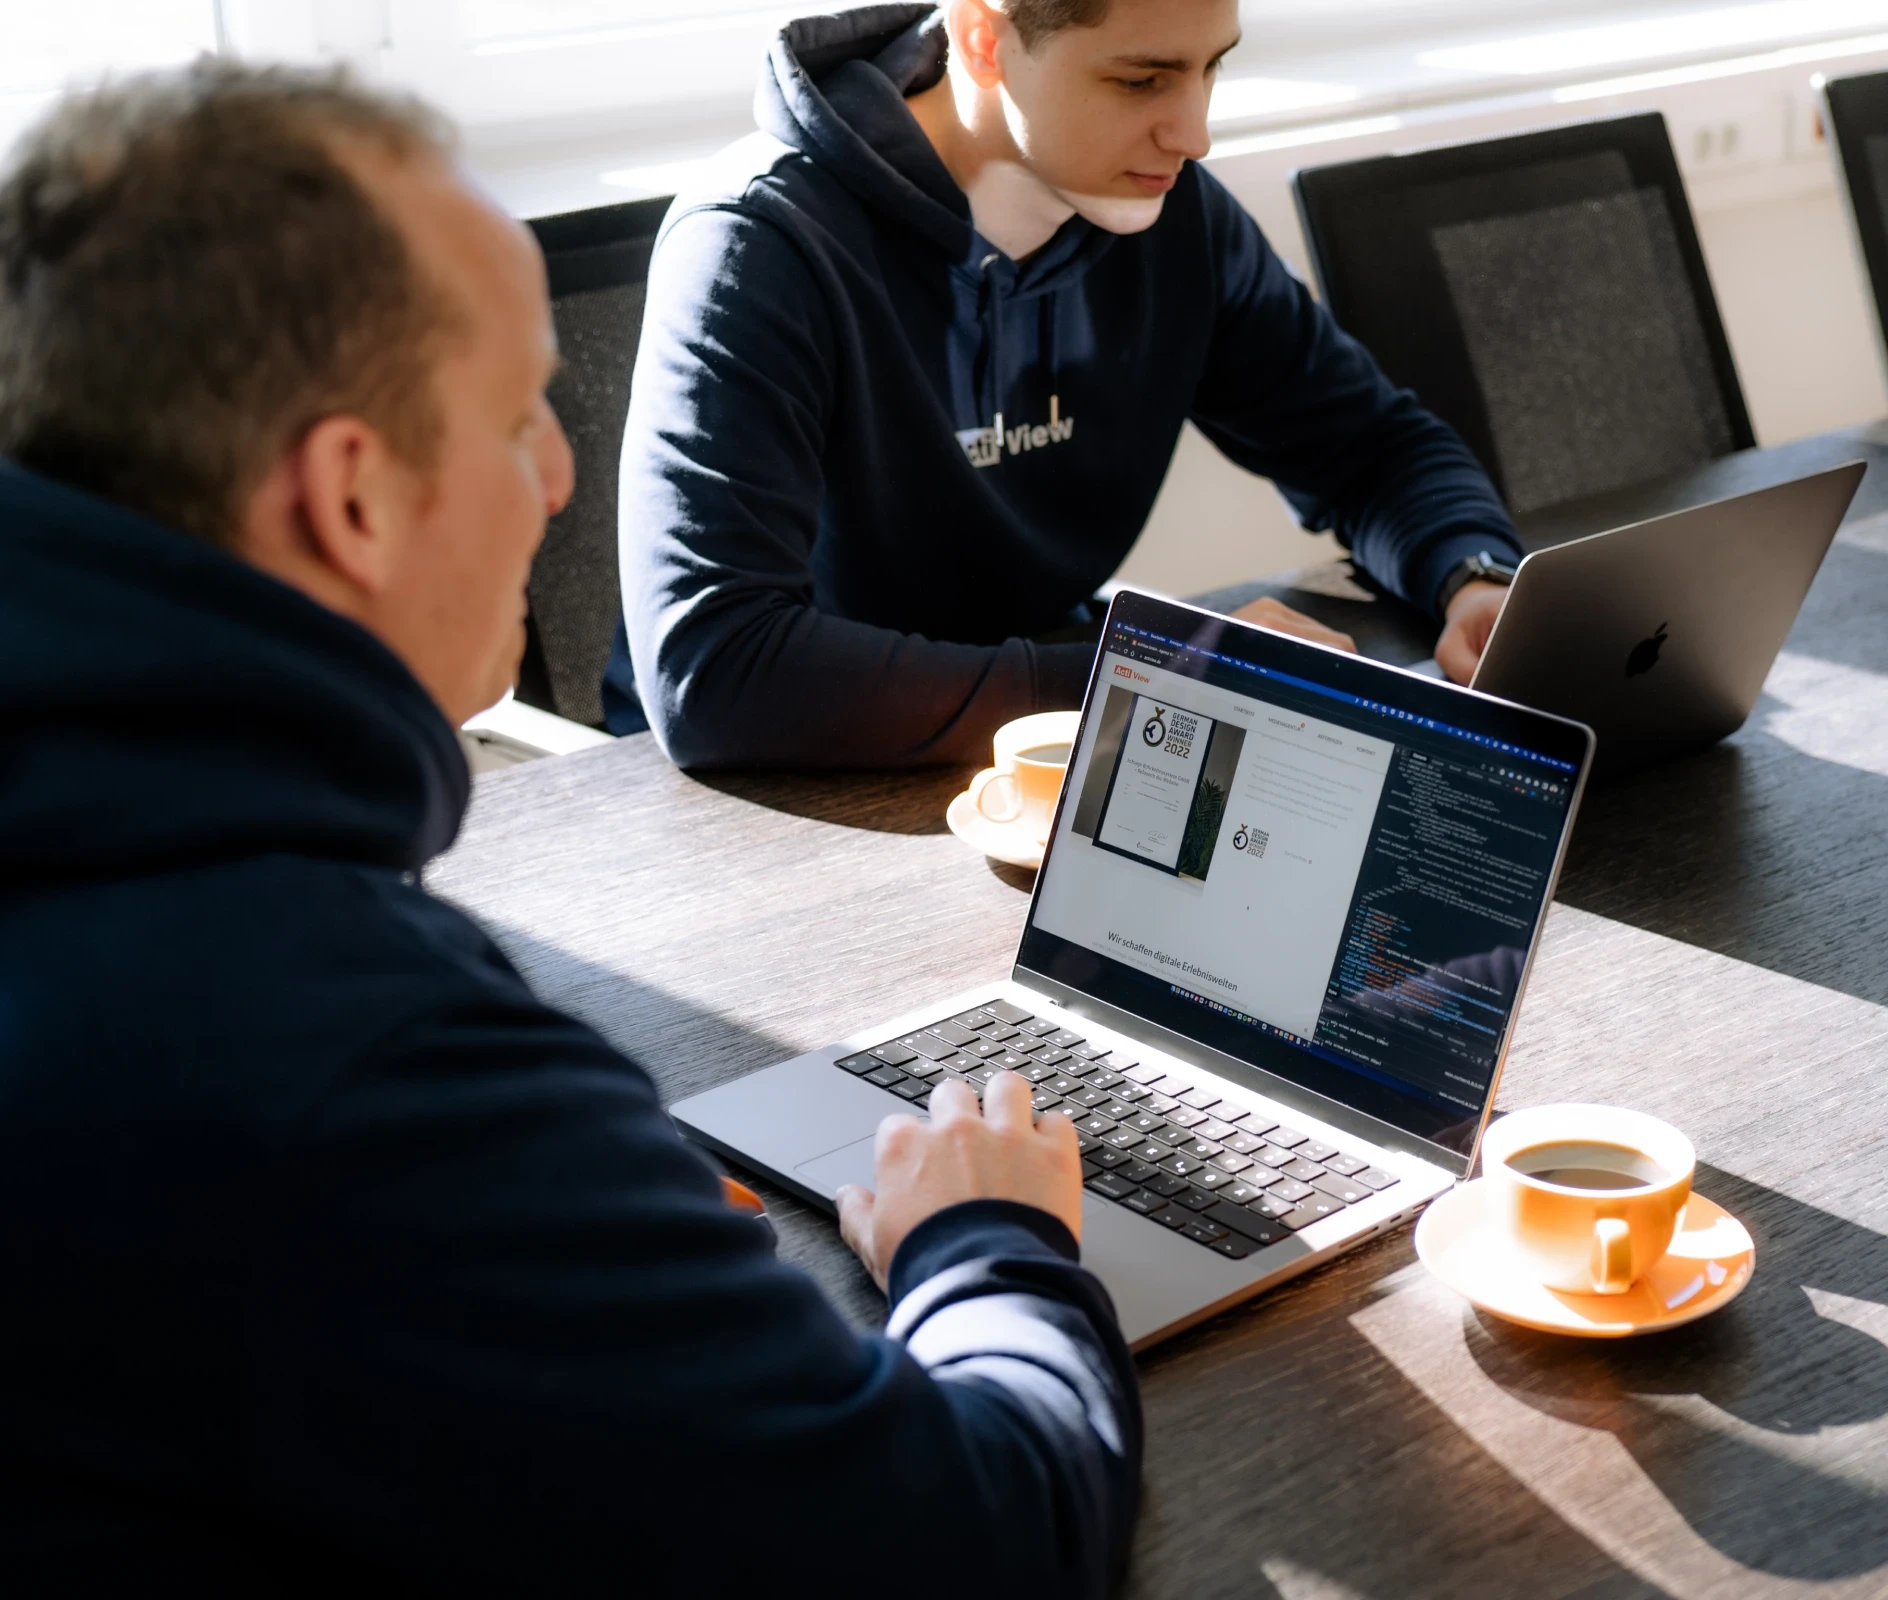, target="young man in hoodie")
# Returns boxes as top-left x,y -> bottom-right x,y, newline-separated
607,0 -> 1524,764
0,62 -> 1138,1593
